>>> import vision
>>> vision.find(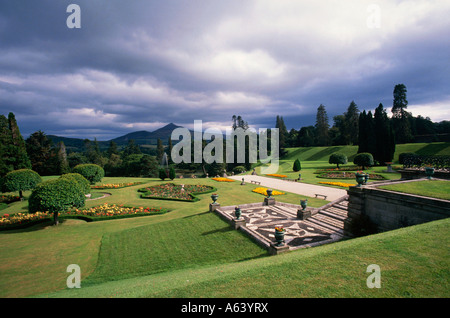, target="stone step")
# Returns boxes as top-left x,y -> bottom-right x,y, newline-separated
307,214 -> 345,235
320,209 -> 347,221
